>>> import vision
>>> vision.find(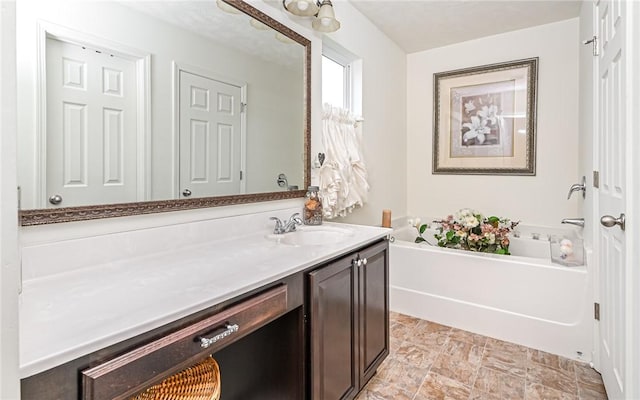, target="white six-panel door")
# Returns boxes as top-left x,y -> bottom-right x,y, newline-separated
595,0 -> 628,398
179,70 -> 242,198
46,37 -> 138,207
